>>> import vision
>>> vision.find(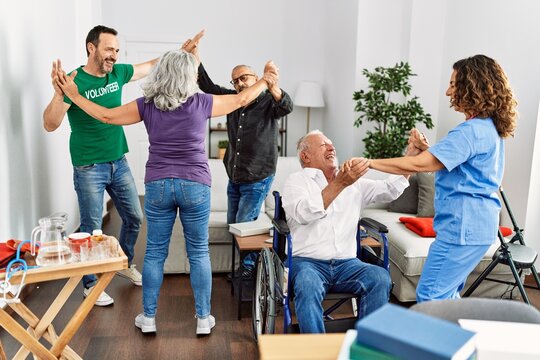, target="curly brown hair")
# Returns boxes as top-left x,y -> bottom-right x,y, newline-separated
452,55 -> 517,138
